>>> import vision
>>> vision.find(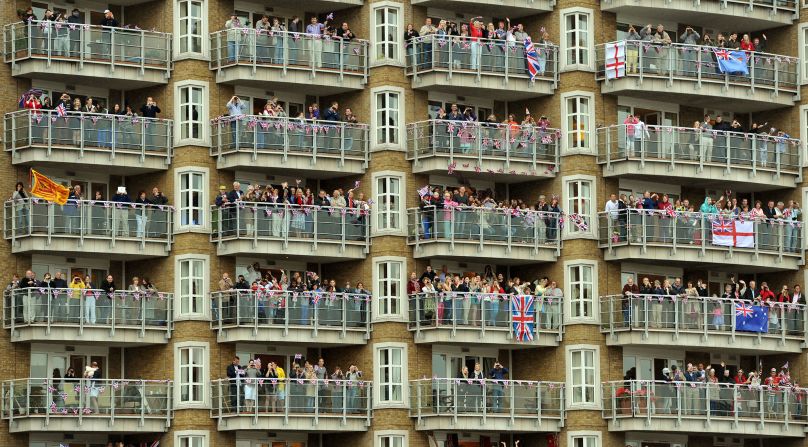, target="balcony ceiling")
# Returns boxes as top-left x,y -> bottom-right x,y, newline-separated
607,0 -> 793,32
261,0 -> 363,13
